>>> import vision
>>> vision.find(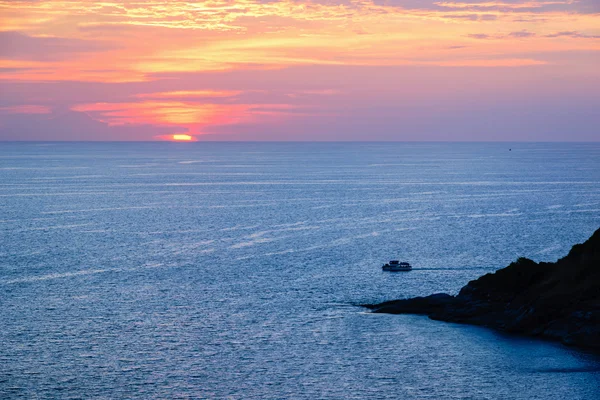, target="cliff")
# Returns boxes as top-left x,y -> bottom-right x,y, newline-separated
364,228 -> 600,349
